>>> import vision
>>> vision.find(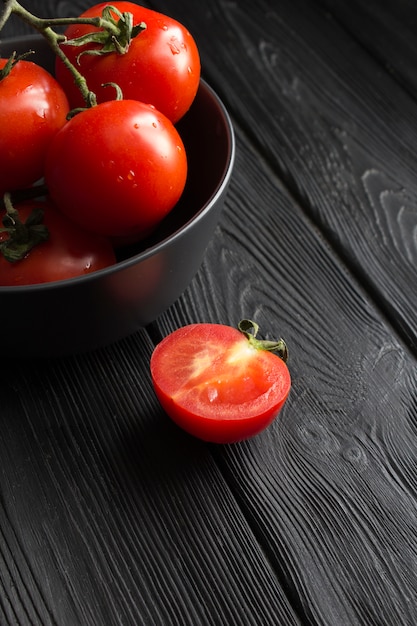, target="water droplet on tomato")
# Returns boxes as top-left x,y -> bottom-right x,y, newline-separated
168,37 -> 181,55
